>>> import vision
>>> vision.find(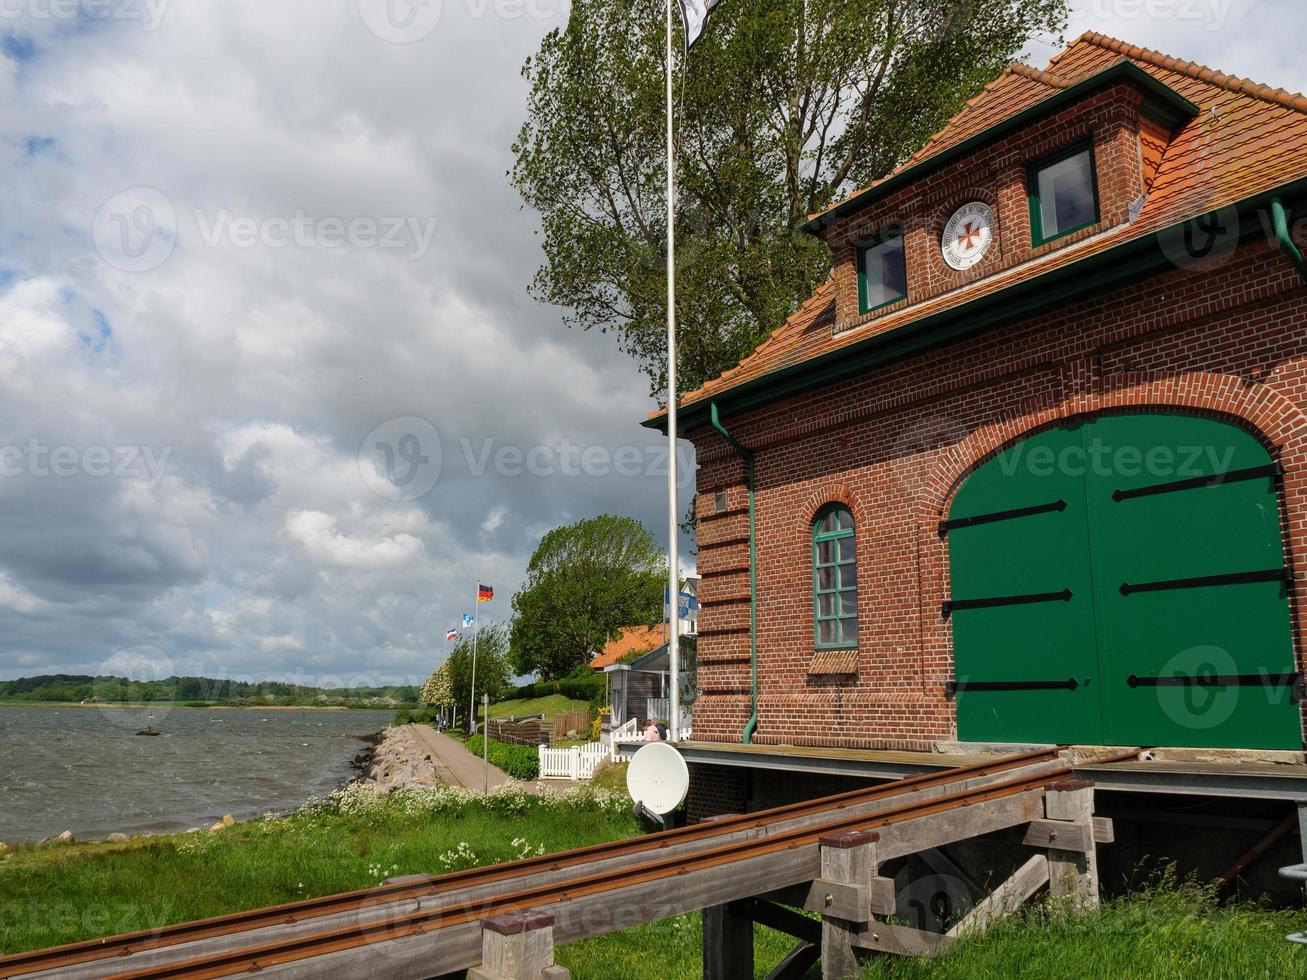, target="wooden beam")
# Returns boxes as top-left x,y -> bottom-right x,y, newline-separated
762,942 -> 819,980
1043,782 -> 1100,910
703,901 -> 753,980
819,831 -> 879,980
468,911 -> 569,980
803,879 -> 869,922
851,922 -> 953,957
744,899 -> 821,946
1093,816 -> 1115,844
1023,819 -> 1092,852
945,854 -> 1049,940
876,790 -> 1046,861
